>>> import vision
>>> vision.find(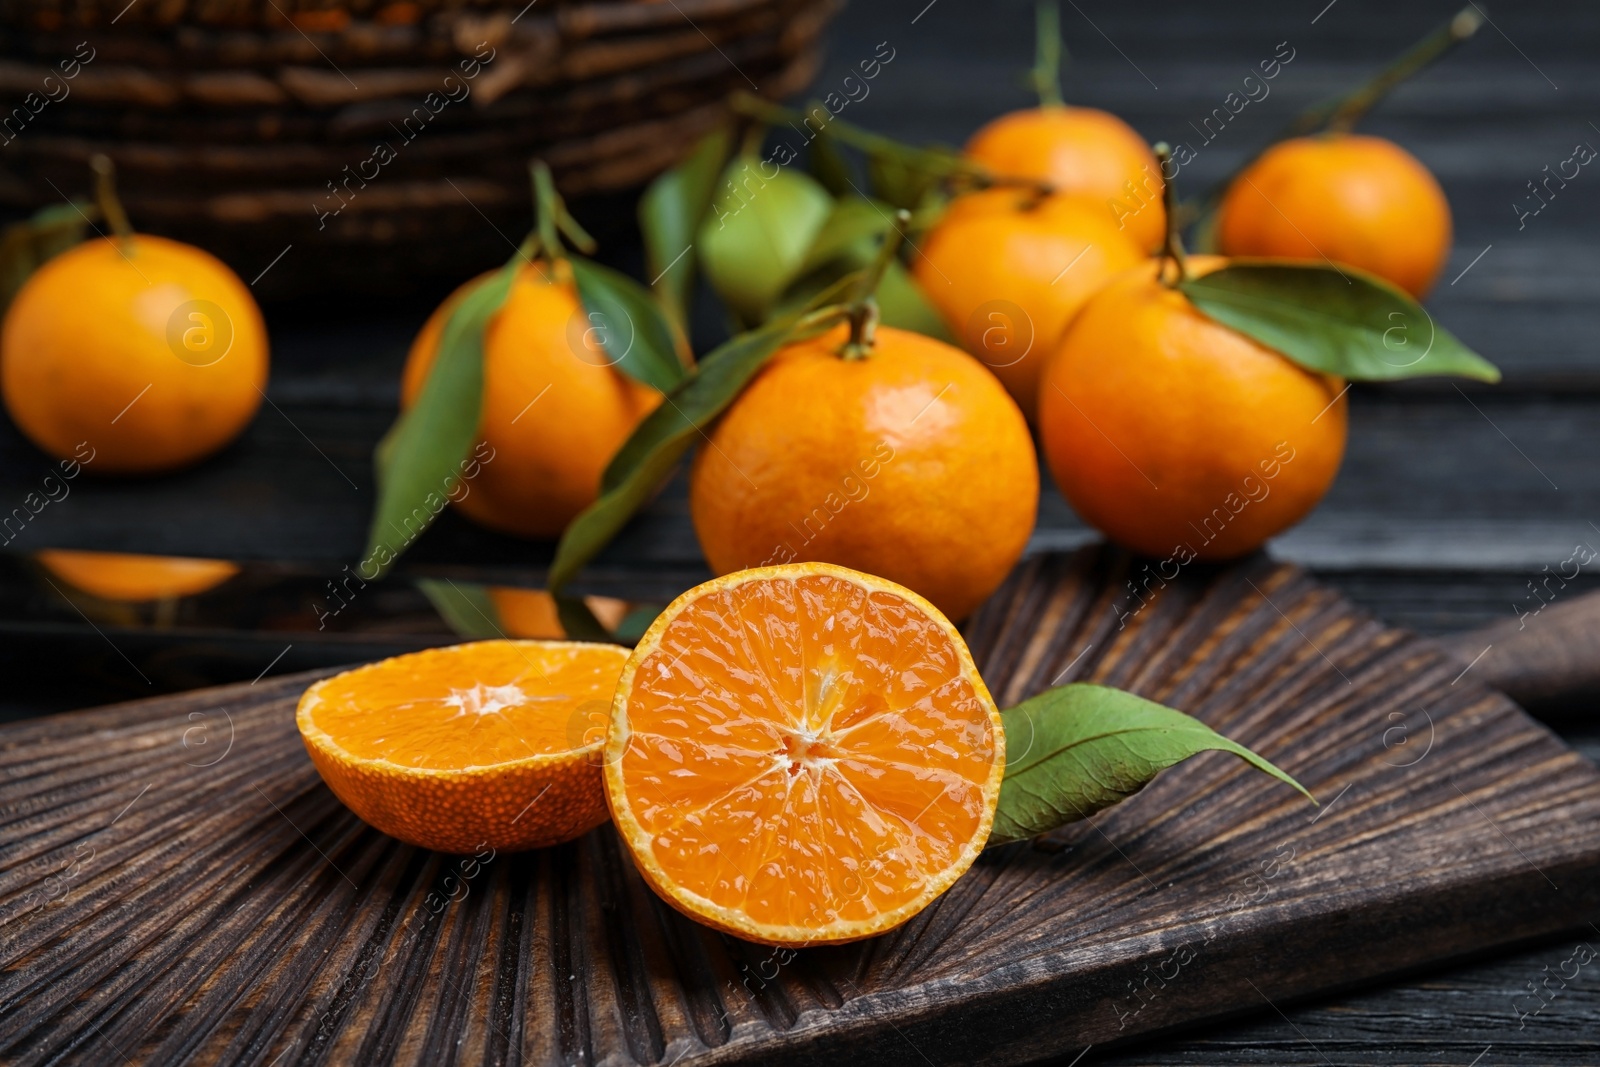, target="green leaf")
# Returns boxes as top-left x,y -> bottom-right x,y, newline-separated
569,257 -> 687,393
761,198 -> 889,323
417,578 -> 506,639
0,202 -> 93,318
640,126 -> 731,331
778,199 -> 951,342
550,316 -> 825,591
364,266 -> 513,576
876,260 -> 954,342
698,157 -> 833,325
798,196 -> 892,276
867,151 -> 942,212
1178,262 -> 1501,383
808,131 -> 857,198
613,604 -> 663,644
553,592 -> 619,644
989,683 -> 1315,847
